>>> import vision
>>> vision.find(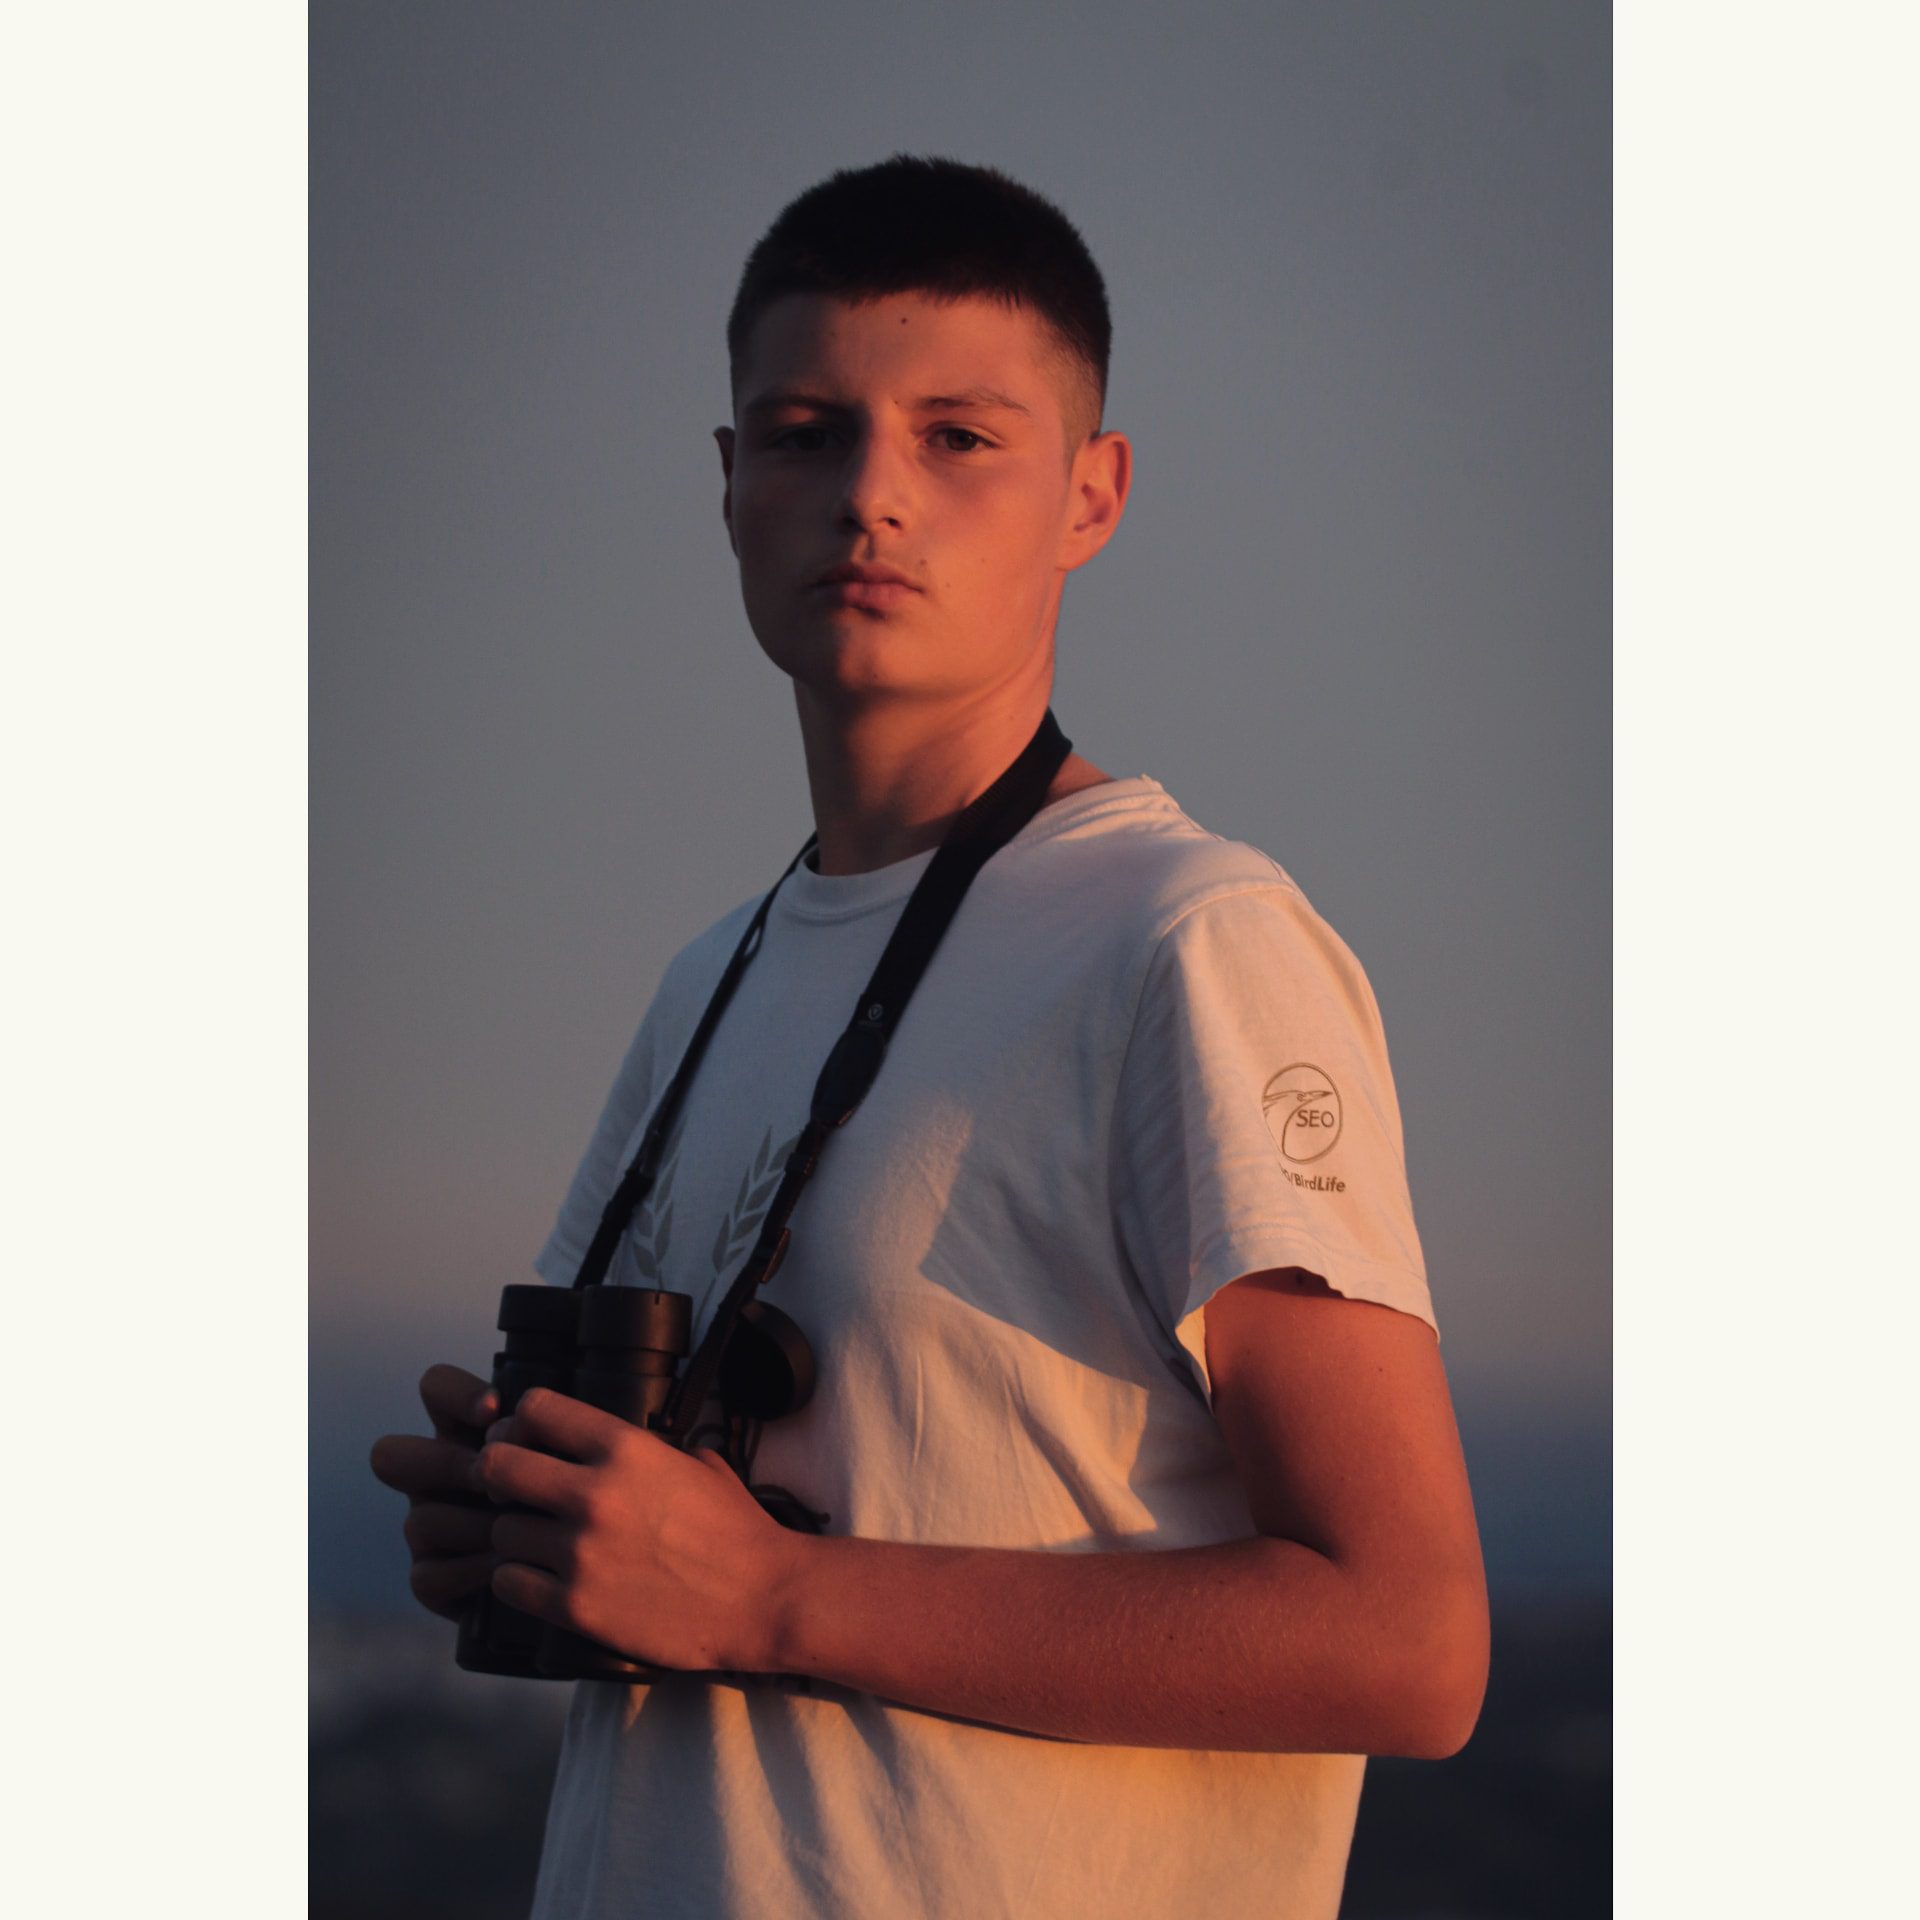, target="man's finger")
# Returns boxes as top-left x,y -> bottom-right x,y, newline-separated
508,1387 -> 642,1464
371,1432 -> 481,1497
404,1501 -> 496,1559
490,1559 -> 567,1628
473,1439 -> 592,1516
489,1509 -> 578,1573
410,1551 -> 497,1619
419,1363 -> 498,1441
